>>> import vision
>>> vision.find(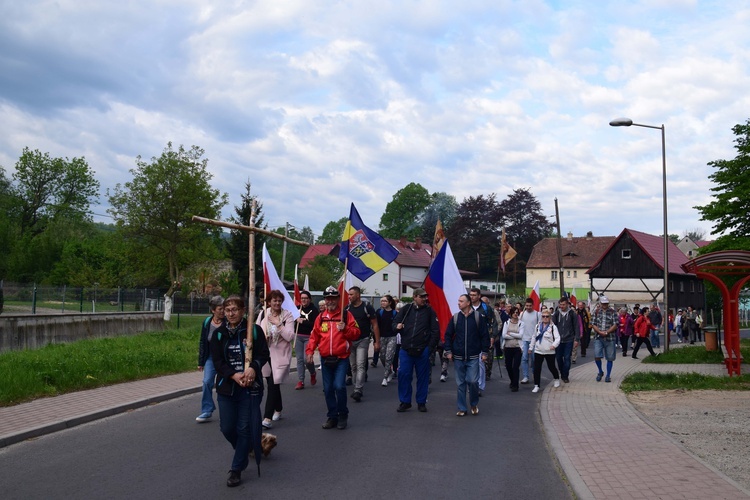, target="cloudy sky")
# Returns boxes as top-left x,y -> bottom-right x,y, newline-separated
1,0 -> 748,242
